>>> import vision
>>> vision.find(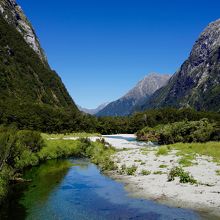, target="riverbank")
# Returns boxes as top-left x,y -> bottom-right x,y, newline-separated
102,135 -> 220,218
0,131 -> 114,204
